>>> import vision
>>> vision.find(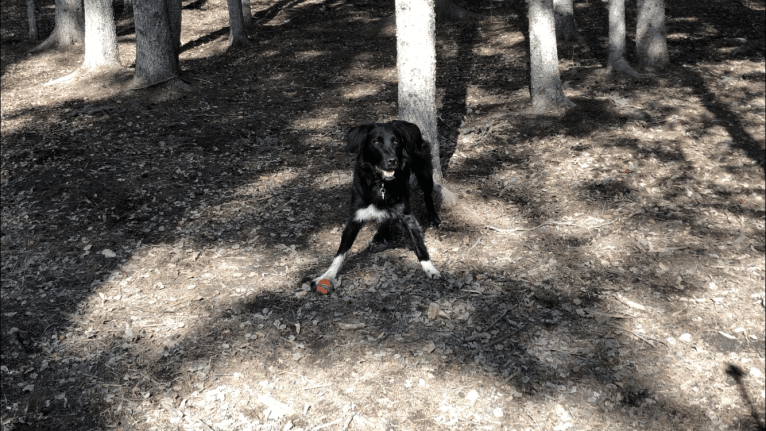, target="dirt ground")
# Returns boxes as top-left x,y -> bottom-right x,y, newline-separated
1,0 -> 765,430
